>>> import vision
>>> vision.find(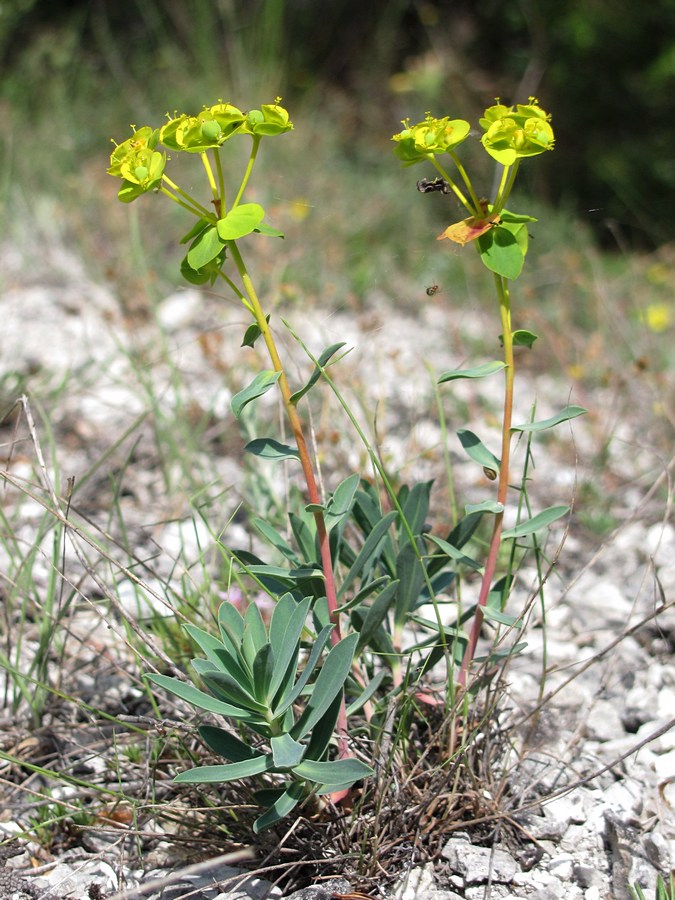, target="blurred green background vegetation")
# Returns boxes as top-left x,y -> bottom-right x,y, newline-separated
2,0 -> 675,249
